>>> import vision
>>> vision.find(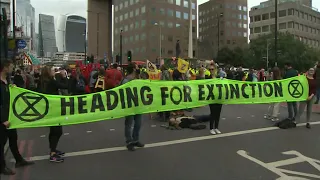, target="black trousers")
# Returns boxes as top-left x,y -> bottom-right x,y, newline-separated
0,127 -> 24,170
7,129 -> 24,162
0,125 -> 8,170
209,104 -> 223,129
49,126 -> 63,152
